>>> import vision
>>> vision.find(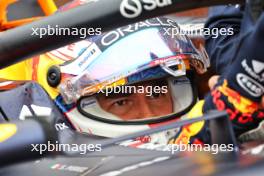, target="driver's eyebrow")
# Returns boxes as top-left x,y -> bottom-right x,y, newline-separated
97,92 -> 133,99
